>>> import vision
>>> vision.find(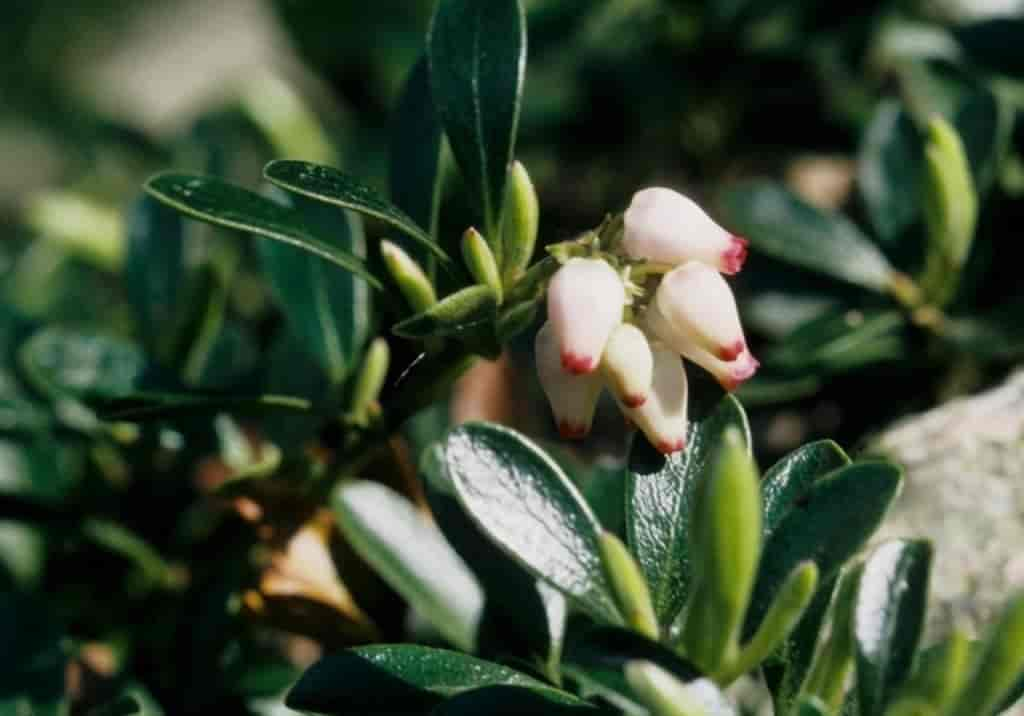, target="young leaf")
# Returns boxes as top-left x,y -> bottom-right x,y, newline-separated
286,645 -> 569,714
760,440 -> 851,538
719,181 -> 895,293
744,461 -> 903,639
390,55 -> 445,270
263,160 -> 450,263
332,481 -> 483,652
392,285 -> 498,340
144,173 -> 382,288
444,422 -> 621,624
854,539 -> 932,716
858,100 -> 923,244
625,393 -> 750,629
260,188 -> 372,385
428,0 -> 527,244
